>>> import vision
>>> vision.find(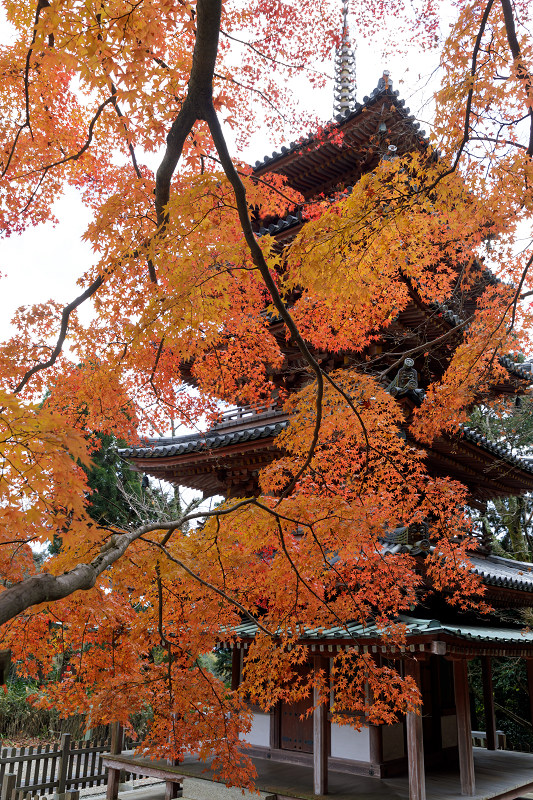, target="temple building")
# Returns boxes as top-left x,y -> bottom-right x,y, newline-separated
120,6 -> 533,800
